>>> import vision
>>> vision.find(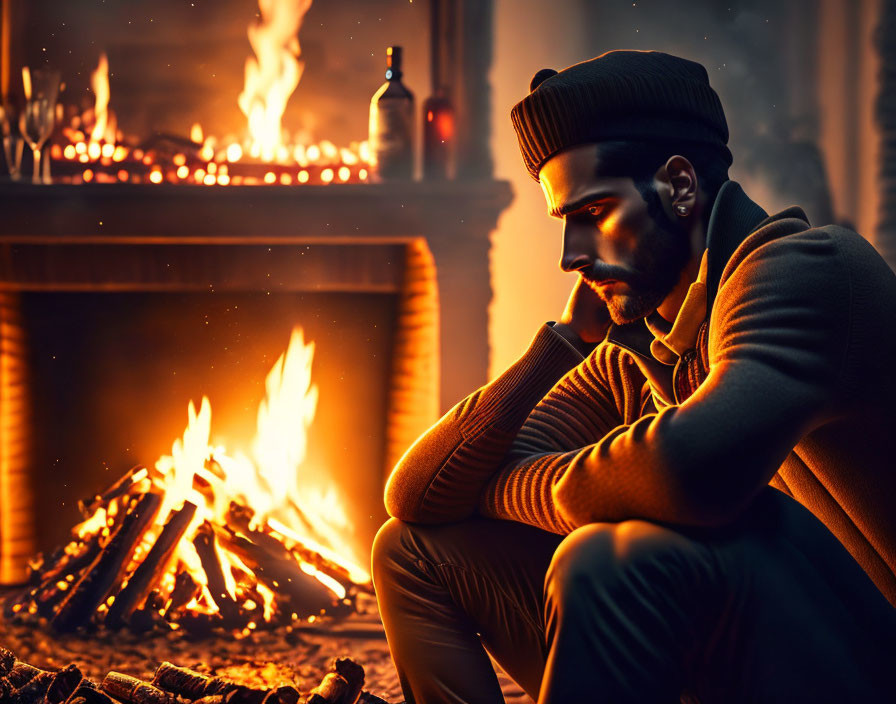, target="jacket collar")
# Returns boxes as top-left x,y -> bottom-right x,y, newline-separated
606,179 -> 771,359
